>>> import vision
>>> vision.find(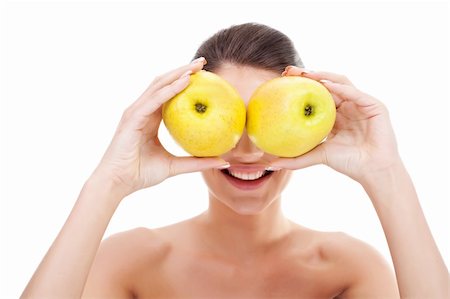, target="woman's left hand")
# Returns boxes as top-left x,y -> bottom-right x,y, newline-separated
270,66 -> 402,184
